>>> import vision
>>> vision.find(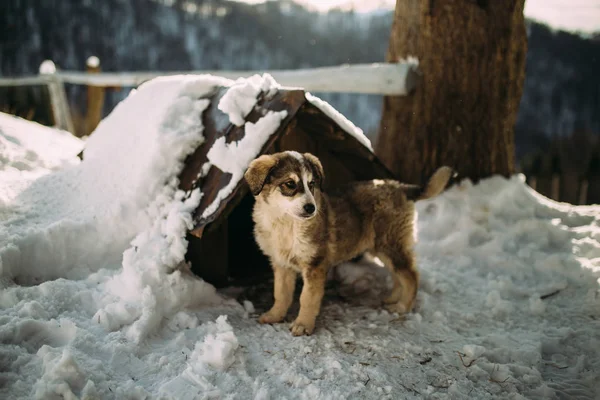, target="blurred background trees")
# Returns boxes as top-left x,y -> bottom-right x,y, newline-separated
0,0 -> 598,201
